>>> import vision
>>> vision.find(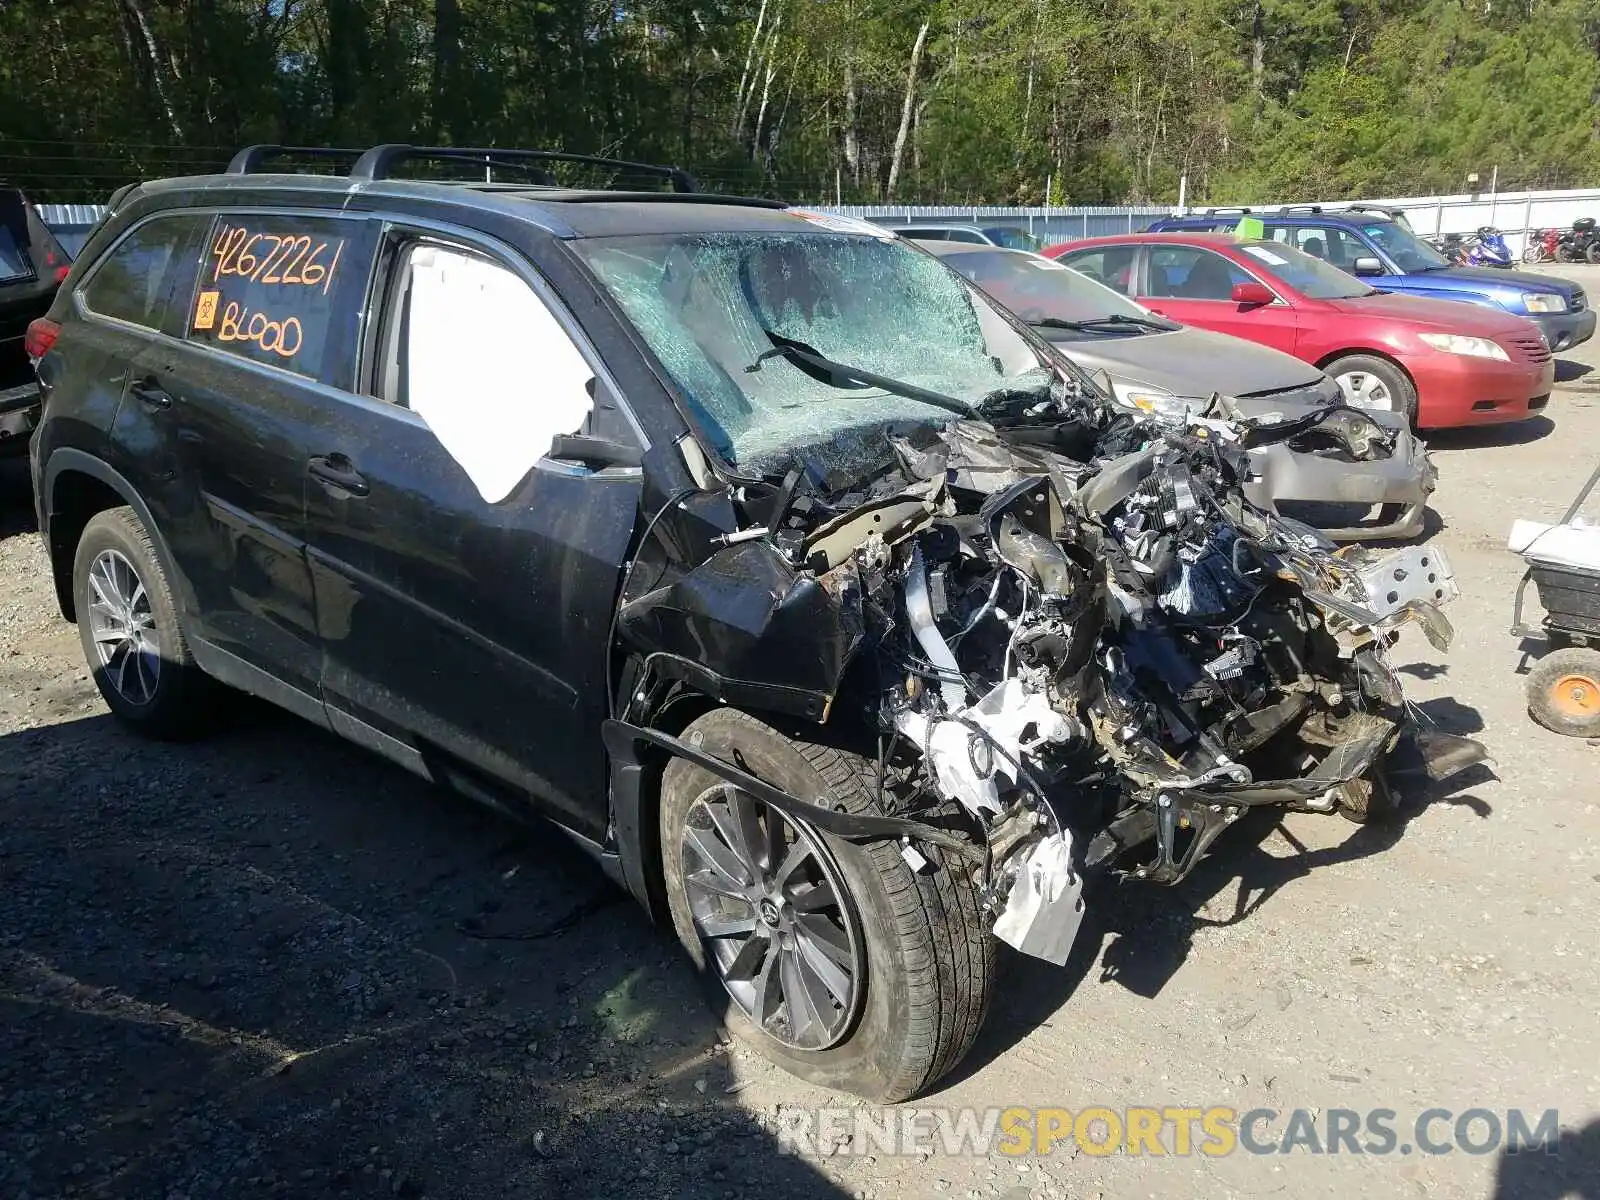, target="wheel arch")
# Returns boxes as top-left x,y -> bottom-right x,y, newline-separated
1315,346 -> 1417,388
606,691 -> 888,927
1314,347 -> 1420,411
41,450 -> 184,623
